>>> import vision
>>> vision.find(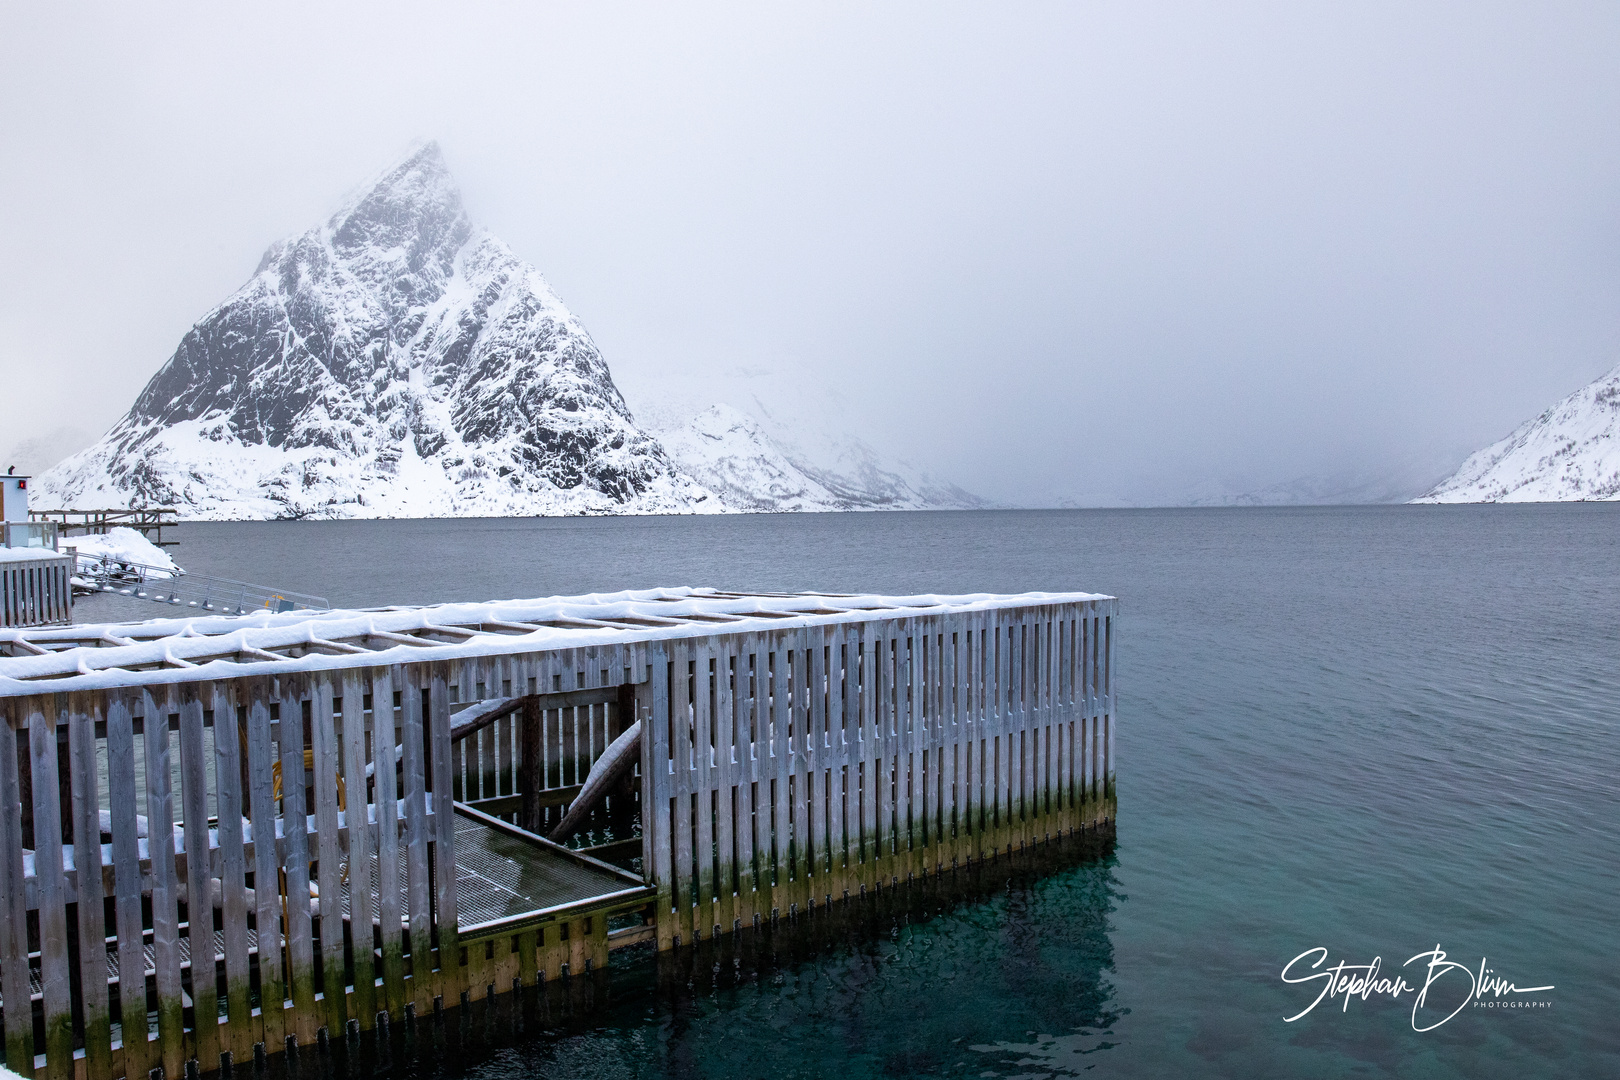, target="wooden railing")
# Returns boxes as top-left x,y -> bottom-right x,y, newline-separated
447,683 -> 635,840
29,509 -> 179,547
